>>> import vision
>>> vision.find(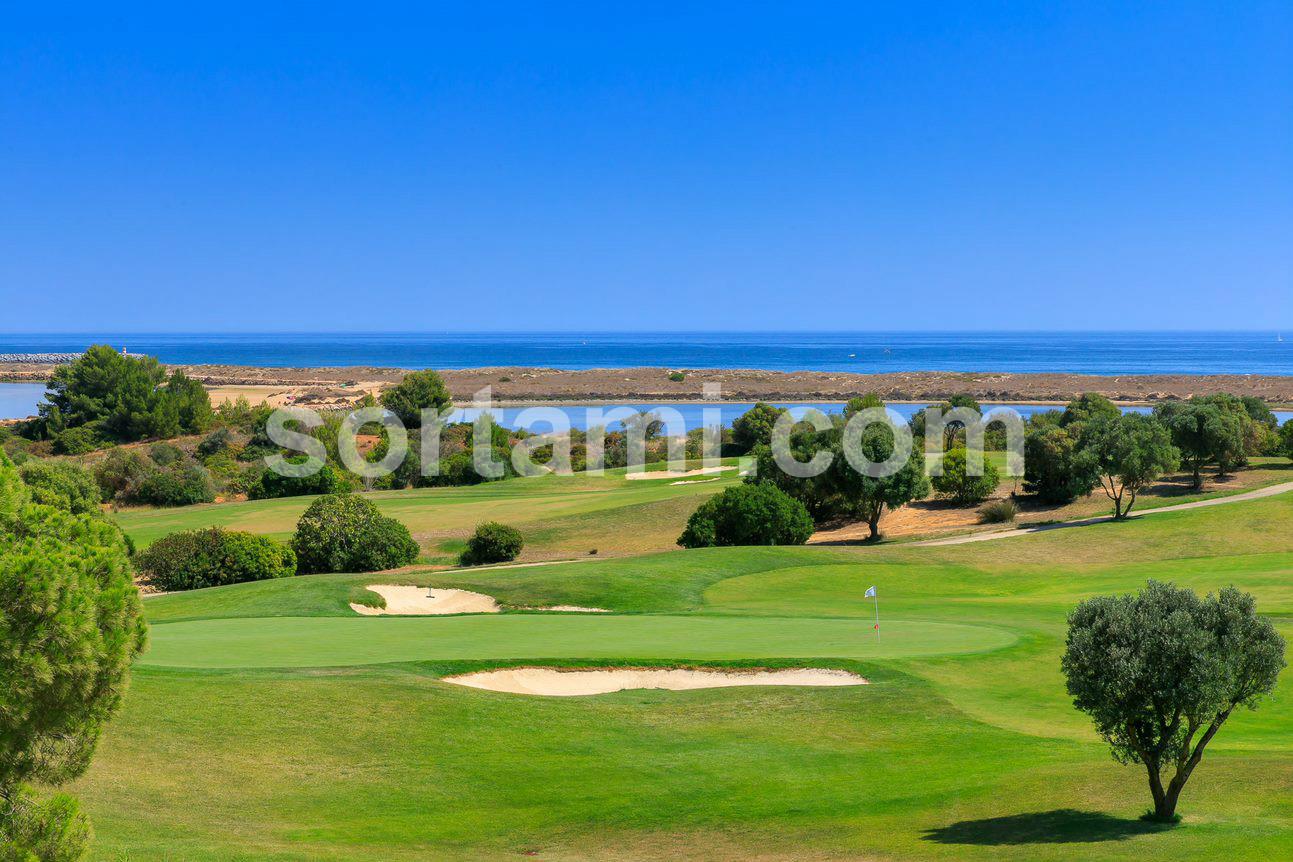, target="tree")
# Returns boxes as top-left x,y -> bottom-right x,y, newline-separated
822,423 -> 930,540
1022,424 -> 1099,504
844,393 -> 884,418
1283,419 -> 1293,459
1085,414 -> 1179,518
1060,393 -> 1120,428
678,483 -> 813,548
910,394 -> 982,447
460,522 -> 524,566
291,494 -> 419,574
0,453 -> 147,858
1062,581 -> 1284,822
28,346 -> 212,443
731,402 -> 787,453
17,461 -> 101,515
1155,401 -> 1244,489
379,371 -> 451,428
930,447 -> 1001,506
